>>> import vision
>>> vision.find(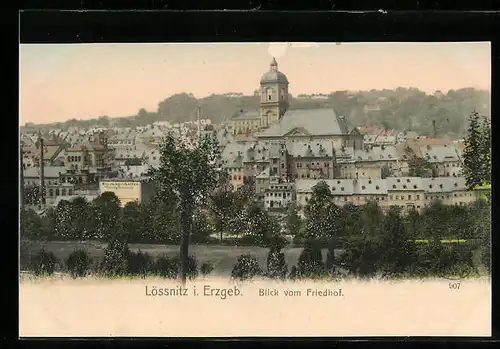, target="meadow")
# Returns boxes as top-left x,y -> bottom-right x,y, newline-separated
23,240 -> 345,277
